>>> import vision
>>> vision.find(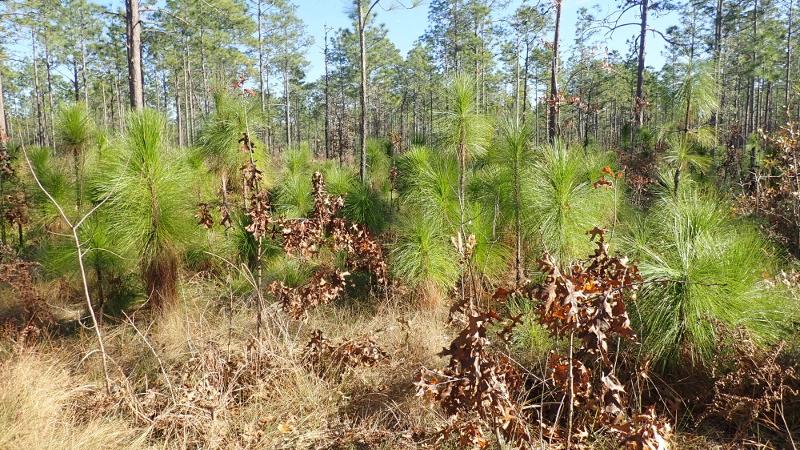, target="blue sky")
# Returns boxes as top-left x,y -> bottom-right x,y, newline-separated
3,0 -> 678,82
297,0 -> 679,81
